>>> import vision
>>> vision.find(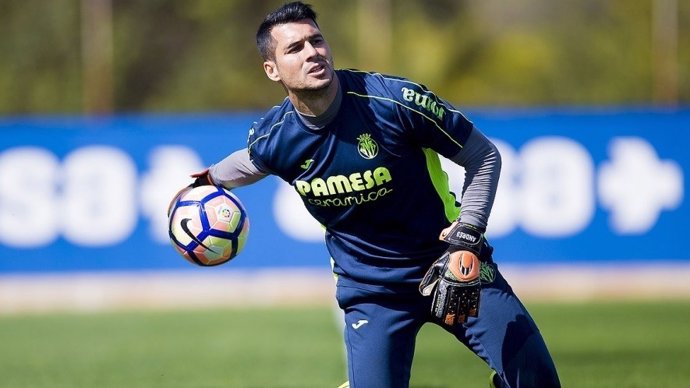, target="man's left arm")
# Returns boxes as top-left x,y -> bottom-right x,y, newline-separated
419,127 -> 501,326
450,127 -> 502,230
